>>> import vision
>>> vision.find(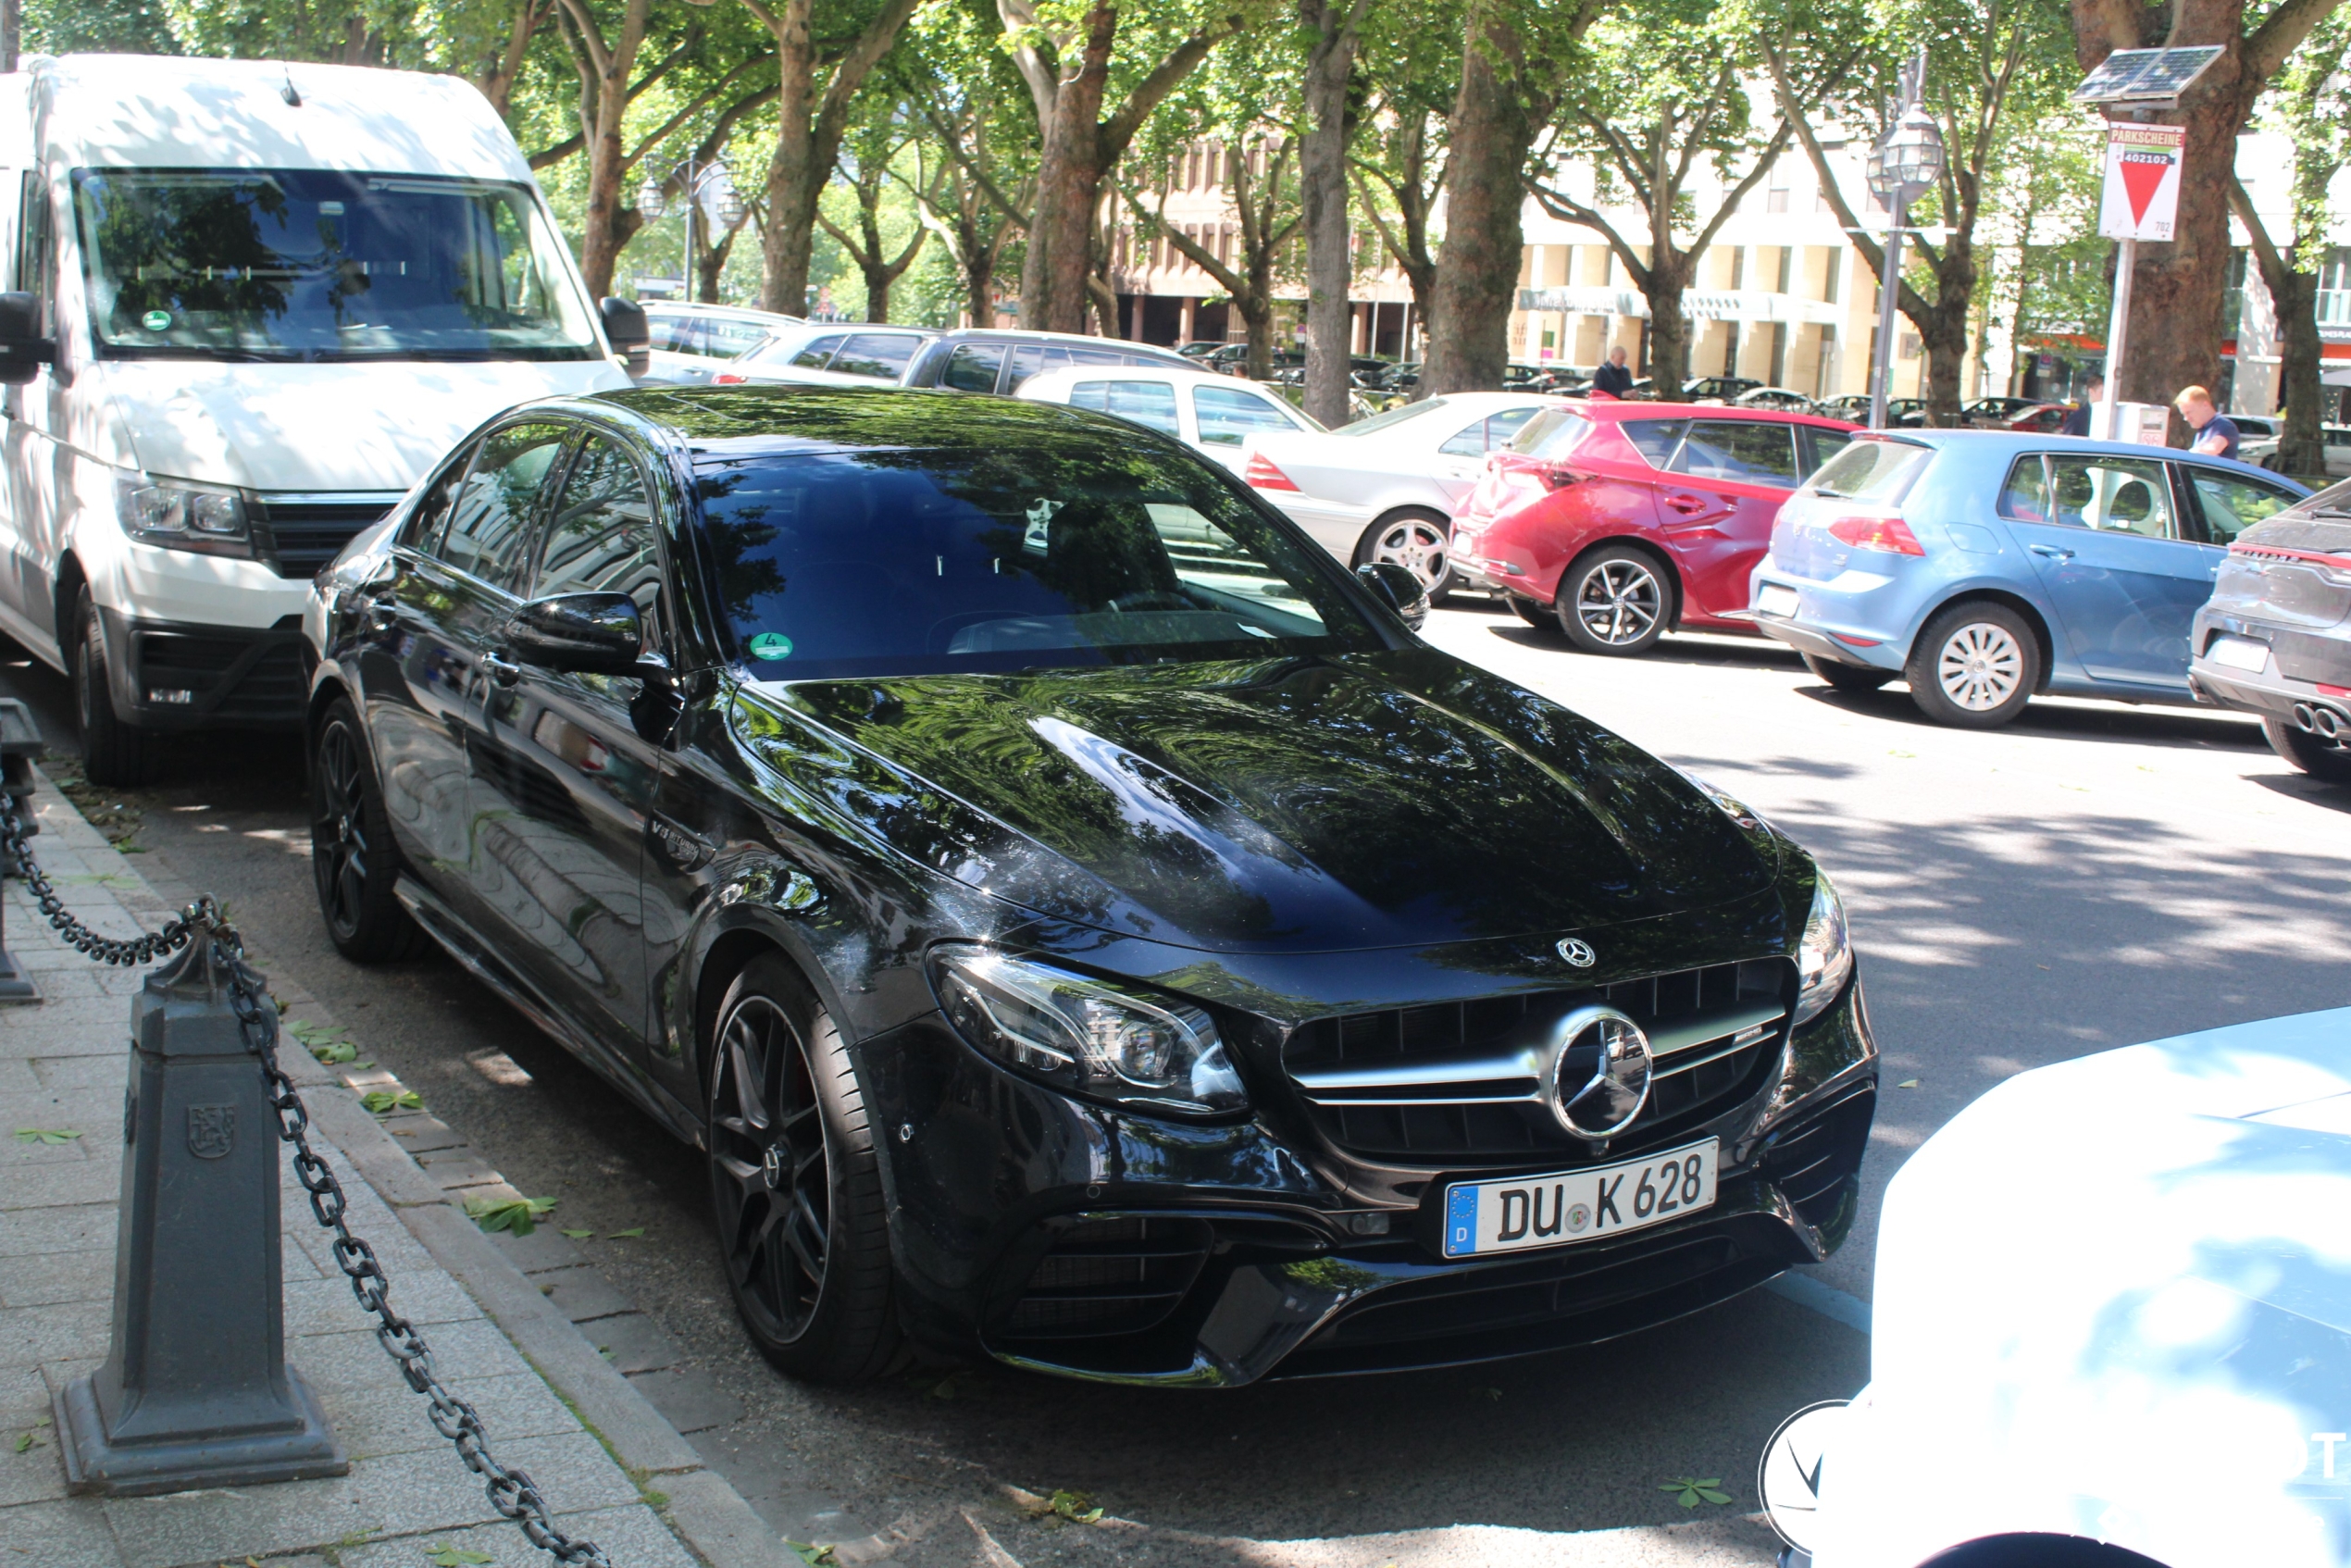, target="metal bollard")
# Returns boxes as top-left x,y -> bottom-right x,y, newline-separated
55,930 -> 346,1495
0,696 -> 43,1002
